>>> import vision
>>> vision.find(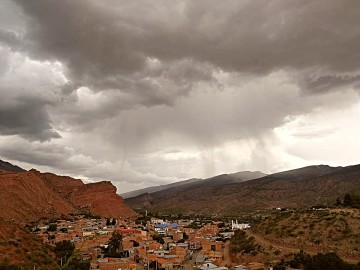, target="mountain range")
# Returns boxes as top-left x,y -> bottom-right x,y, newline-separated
125,164 -> 360,215
121,171 -> 266,198
1,158 -> 360,220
